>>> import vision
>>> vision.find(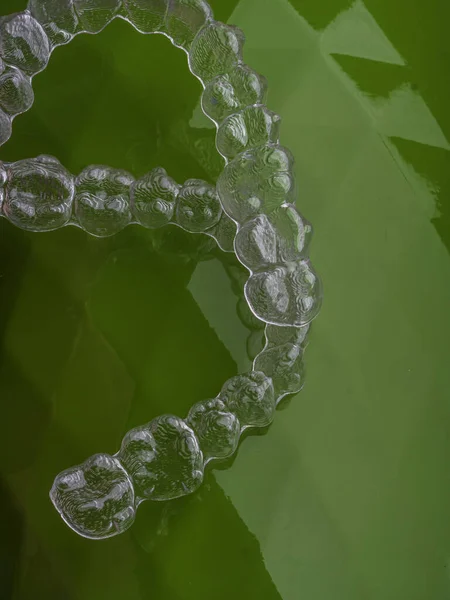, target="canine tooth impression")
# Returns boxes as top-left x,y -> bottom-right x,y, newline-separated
189,21 -> 245,83
216,105 -> 281,160
235,204 -> 312,270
